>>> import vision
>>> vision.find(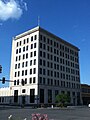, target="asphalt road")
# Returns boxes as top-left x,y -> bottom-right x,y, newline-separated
0,106 -> 90,120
